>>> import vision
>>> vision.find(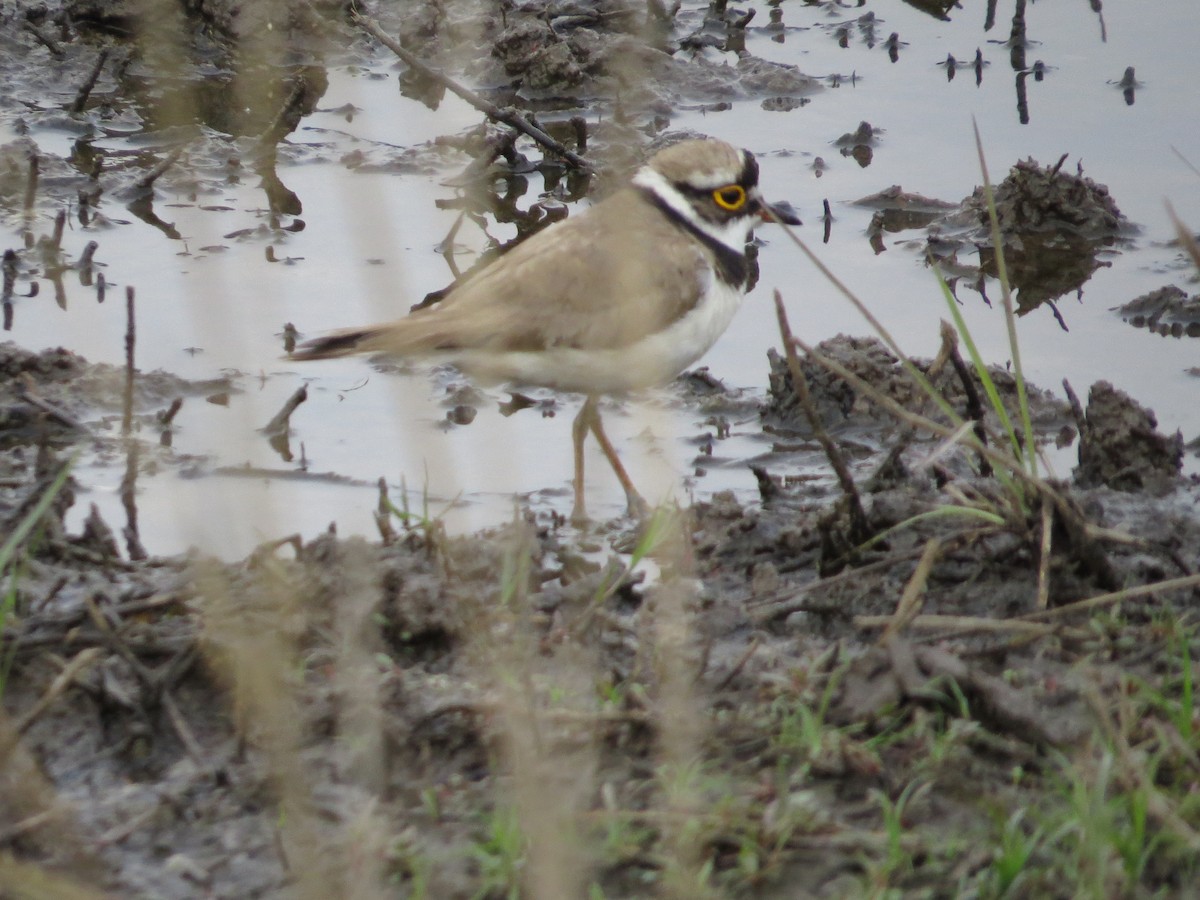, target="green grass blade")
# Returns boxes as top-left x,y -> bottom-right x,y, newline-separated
934,269 -> 1022,460
0,456 -> 76,573
972,118 -> 1038,478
